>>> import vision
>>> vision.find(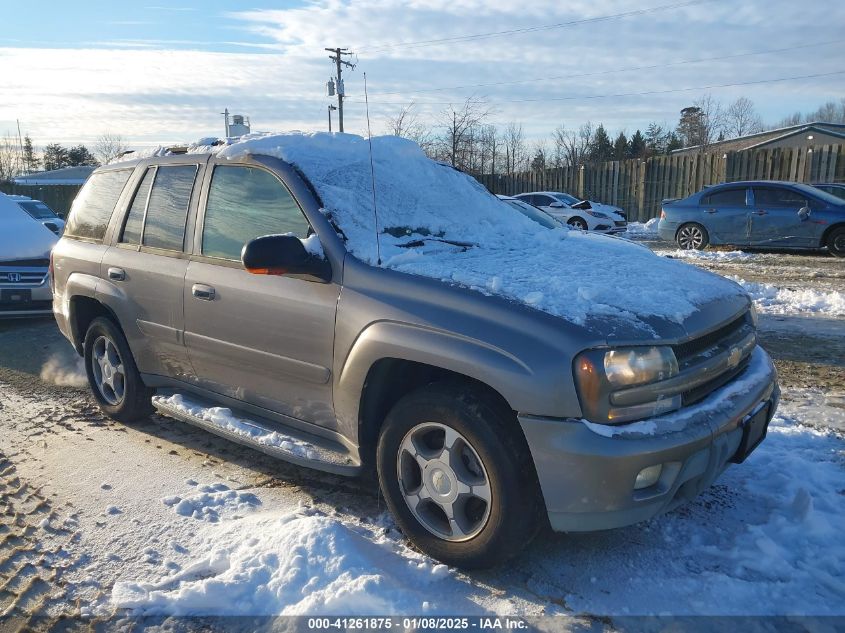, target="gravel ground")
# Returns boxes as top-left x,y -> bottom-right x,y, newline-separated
0,244 -> 842,626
